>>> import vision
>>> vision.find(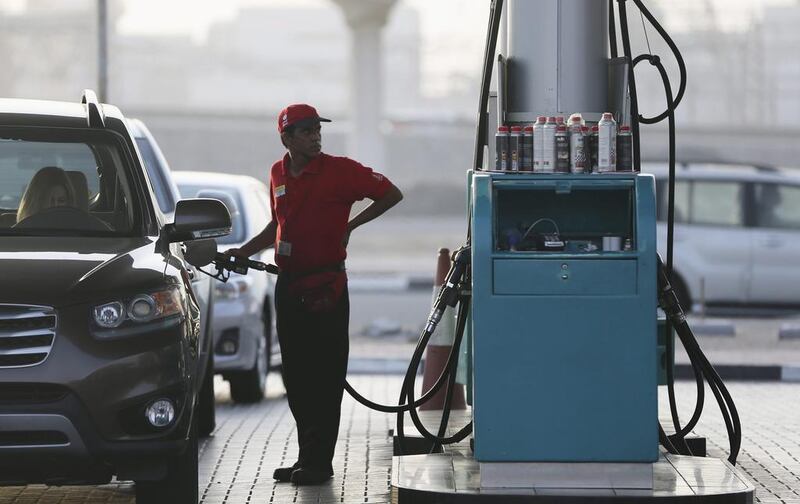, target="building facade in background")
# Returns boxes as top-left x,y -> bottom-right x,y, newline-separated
0,0 -> 423,117
1,0 -> 799,214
